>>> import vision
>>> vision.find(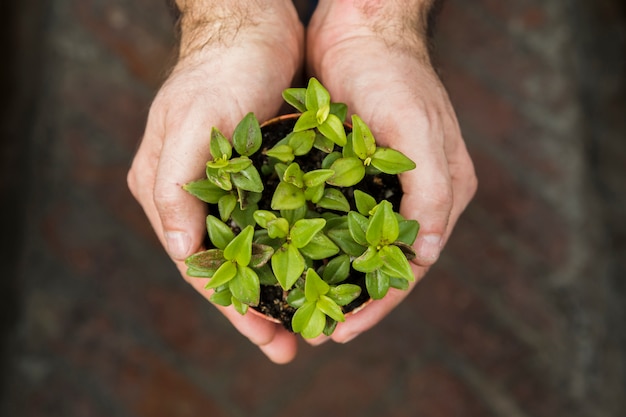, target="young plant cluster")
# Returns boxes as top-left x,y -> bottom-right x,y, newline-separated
183,78 -> 419,339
